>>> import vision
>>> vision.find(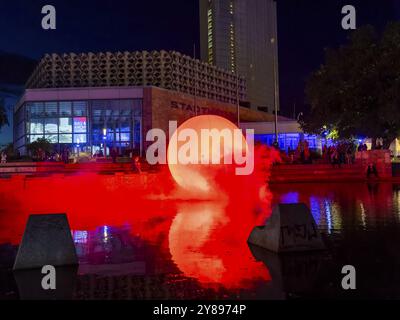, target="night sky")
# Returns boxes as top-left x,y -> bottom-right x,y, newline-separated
0,0 -> 399,117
